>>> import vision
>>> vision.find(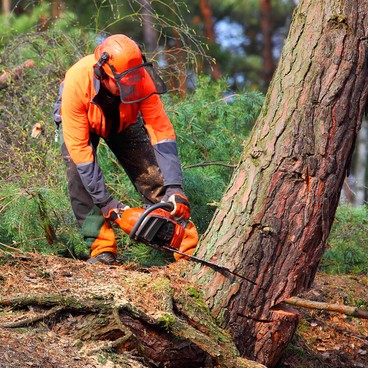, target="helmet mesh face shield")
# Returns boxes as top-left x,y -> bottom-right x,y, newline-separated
108,62 -> 167,104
